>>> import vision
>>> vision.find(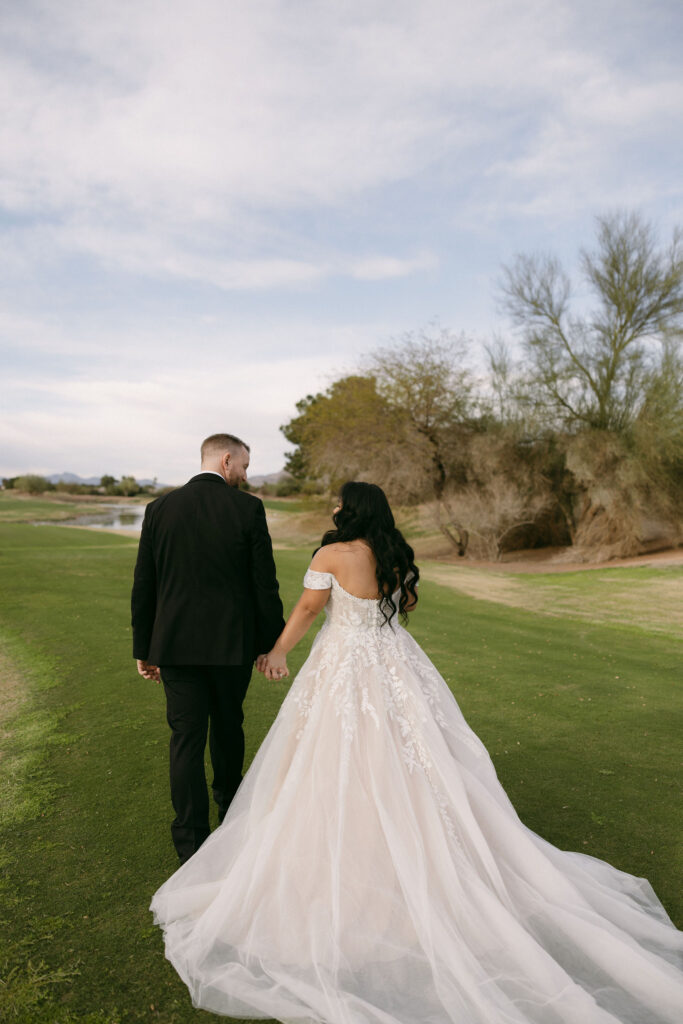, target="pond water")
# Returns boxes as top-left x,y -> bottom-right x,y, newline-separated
37,504 -> 147,532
